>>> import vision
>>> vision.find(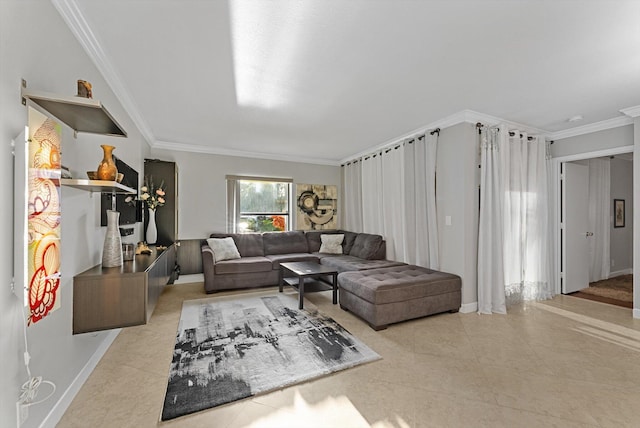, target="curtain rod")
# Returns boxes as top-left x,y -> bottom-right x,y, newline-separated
341,127 -> 441,166
475,122 -> 537,141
